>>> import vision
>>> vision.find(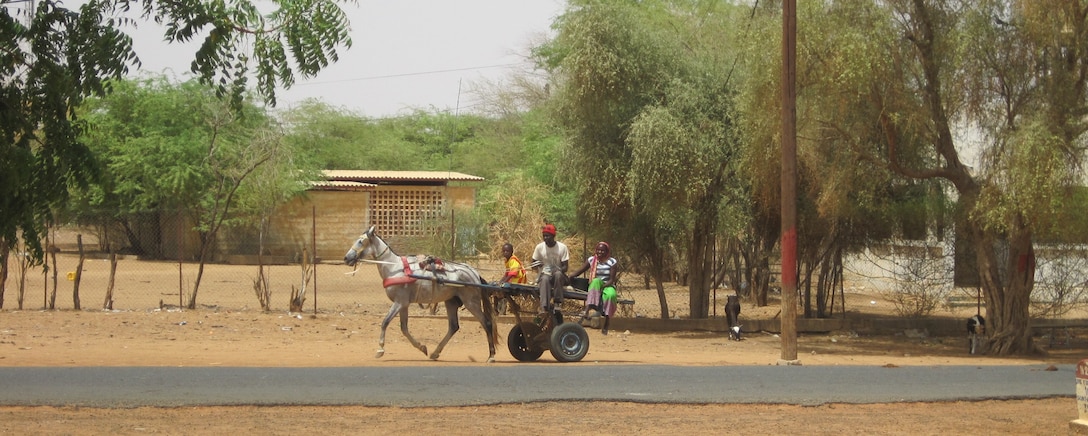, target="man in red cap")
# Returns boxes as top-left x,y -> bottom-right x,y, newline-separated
532,223 -> 570,315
